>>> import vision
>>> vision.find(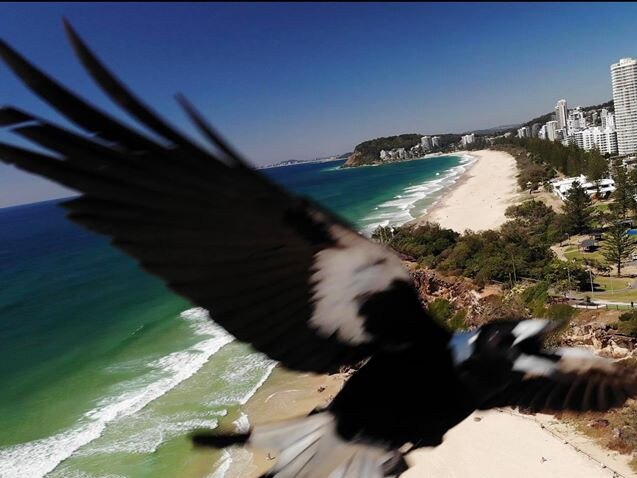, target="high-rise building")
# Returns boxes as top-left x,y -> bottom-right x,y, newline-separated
555,99 -> 568,130
538,124 -> 547,140
531,123 -> 541,138
579,126 -> 618,155
601,109 -> 616,130
567,107 -> 586,132
420,135 -> 432,150
461,133 -> 475,147
545,120 -> 558,141
431,136 -> 441,148
611,58 -> 637,155
517,126 -> 531,138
